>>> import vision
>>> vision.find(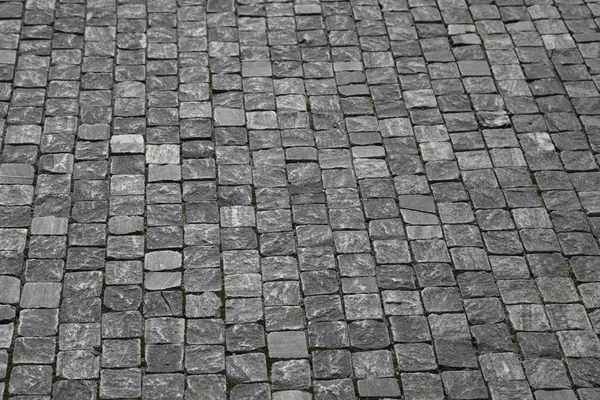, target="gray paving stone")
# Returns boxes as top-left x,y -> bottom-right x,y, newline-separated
267,331 -> 308,358
226,353 -> 268,383
480,352 -> 525,382
442,370 -> 488,399
145,250 -> 181,271
524,358 -> 571,390
100,369 -> 141,398
30,216 -> 68,235
9,365 -> 53,395
20,282 -> 61,308
308,321 -> 349,348
229,383 -> 271,400
145,271 -> 181,291
142,374 -> 184,400
313,350 -> 352,379
225,323 -> 265,352
56,350 -> 99,380
18,310 -> 58,337
395,343 -> 438,371
3,0 -> 600,395
108,215 -> 144,235
272,359 -> 311,390
0,163 -> 35,184
401,373 -> 445,400
349,319 -> 390,349
357,378 -> 401,398
272,391 -> 312,400
352,350 -> 395,378
313,379 -> 356,400
0,275 -> 20,304
52,380 -> 97,400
